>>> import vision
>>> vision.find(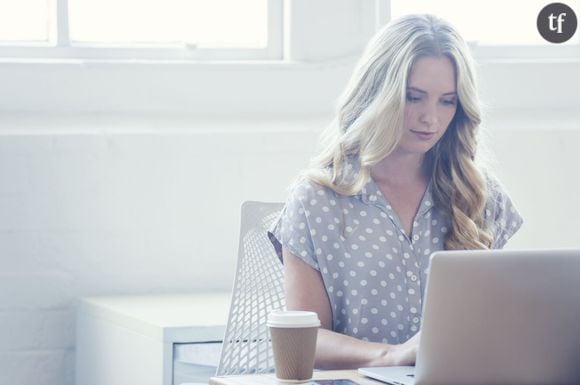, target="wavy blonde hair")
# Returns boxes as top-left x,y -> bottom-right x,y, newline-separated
301,14 -> 493,250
